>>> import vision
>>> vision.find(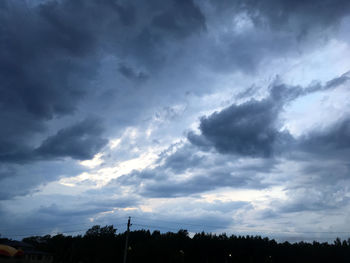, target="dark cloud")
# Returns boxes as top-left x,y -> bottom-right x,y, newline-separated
0,0 -> 206,180
0,0 -> 349,240
299,118 -> 350,158
116,0 -> 206,69
111,143 -> 272,198
151,0 -> 206,38
197,0 -> 350,75
300,161 -> 350,185
118,64 -> 148,81
323,71 -> 350,89
188,72 -> 349,158
36,118 -> 107,160
0,1 -> 103,165
213,0 -> 350,37
199,200 -> 251,213
0,1 -> 100,119
0,176 -> 40,200
0,118 -> 107,165
0,160 -> 85,200
0,192 -> 141,238
140,170 -> 266,198
38,204 -> 110,218
188,97 -> 292,157
277,183 -> 350,214
37,195 -> 138,218
162,144 -> 205,173
202,30 -> 300,74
